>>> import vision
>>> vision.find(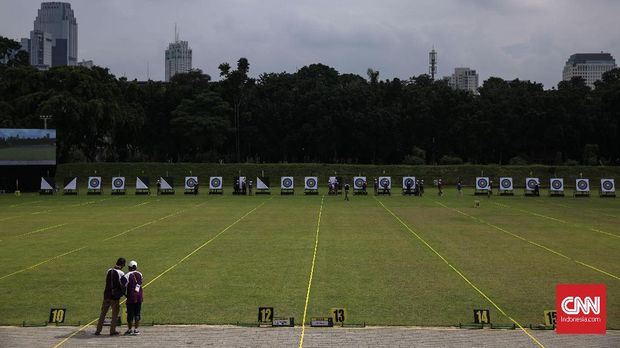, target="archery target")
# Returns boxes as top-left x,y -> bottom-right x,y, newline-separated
499,177 -> 513,190
64,177 -> 77,190
601,179 -> 615,193
281,176 -> 294,189
576,178 -> 589,192
136,177 -> 149,189
88,176 -> 102,190
378,176 -> 391,189
40,177 -> 54,190
526,177 -> 540,190
185,176 -> 198,189
112,177 -> 125,189
402,176 -> 416,189
256,177 -> 269,190
353,177 -> 366,190
475,177 -> 489,190
550,178 -> 564,191
209,176 -> 223,189
305,177 -> 318,190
